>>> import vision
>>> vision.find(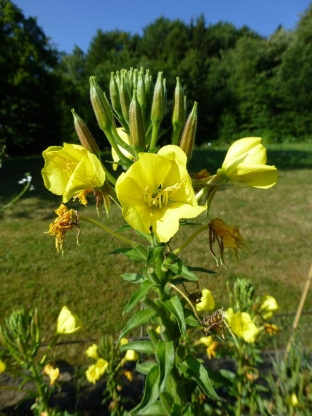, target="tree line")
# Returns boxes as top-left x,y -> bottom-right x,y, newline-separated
1,0 -> 312,155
